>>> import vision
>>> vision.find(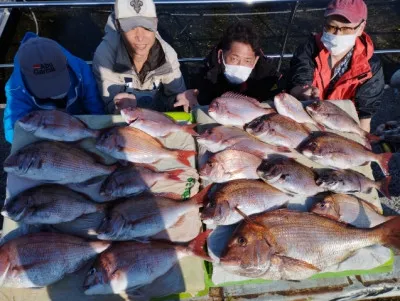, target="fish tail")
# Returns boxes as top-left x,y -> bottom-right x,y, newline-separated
365,132 -> 382,144
187,229 -> 213,262
182,124 -> 199,136
176,150 -> 196,167
376,152 -> 393,176
90,129 -> 101,138
189,184 -> 212,206
377,216 -> 400,250
376,175 -> 392,200
166,169 -> 185,181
